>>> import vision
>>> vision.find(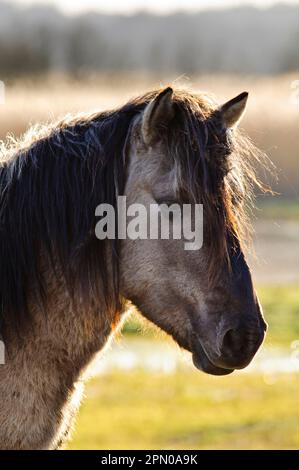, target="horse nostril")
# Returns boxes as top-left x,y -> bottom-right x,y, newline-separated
220,322 -> 265,362
221,327 -> 243,355
215,317 -> 266,369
